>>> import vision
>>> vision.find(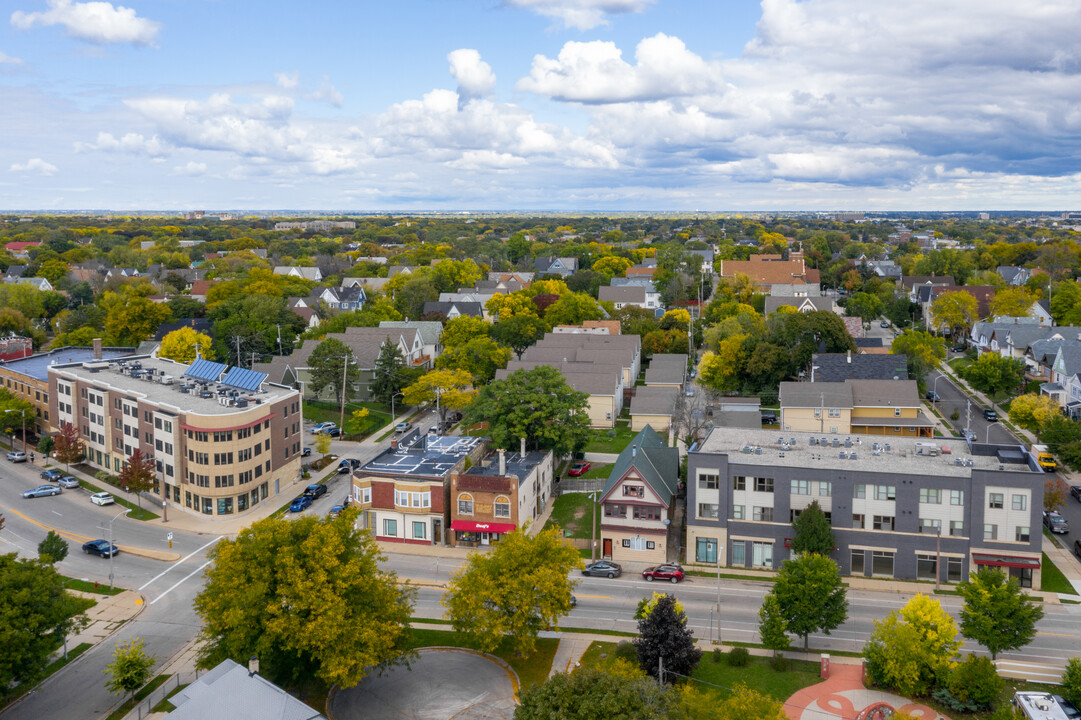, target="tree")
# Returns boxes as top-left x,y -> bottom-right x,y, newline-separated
314,431 -> 332,459
891,330 -> 946,382
1045,475 -> 1069,512
36,434 -> 54,456
308,338 -> 358,407
491,315 -> 549,359
790,500 -> 834,556
697,339 -> 747,394
634,591 -> 686,620
946,654 -> 1004,708
53,421 -> 84,471
0,554 -> 91,692
158,326 -> 215,364
930,290 -> 979,338
1008,394 -> 1060,433
464,366 -> 591,455
1062,657 -> 1081,708
402,369 -> 475,426
370,341 -> 406,406
963,352 -> 1025,398
990,288 -> 1035,318
348,407 -> 370,434
435,337 -> 511,383
957,566 -> 1044,660
757,594 -> 790,658
635,593 -> 702,683
515,668 -> 672,720
440,315 -> 491,348
104,637 -> 156,701
847,292 -> 885,326
544,293 -> 604,327
101,286 -> 173,345
117,449 -> 157,509
771,554 -> 848,650
674,683 -> 787,720
443,528 -> 580,658
38,530 -> 69,563
592,256 -> 632,278
195,511 -> 414,688
864,593 -> 961,696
